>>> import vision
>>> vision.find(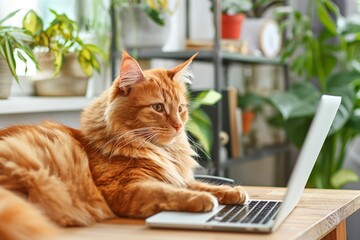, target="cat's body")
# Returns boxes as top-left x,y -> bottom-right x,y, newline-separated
0,122 -> 114,239
0,51 -> 247,240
